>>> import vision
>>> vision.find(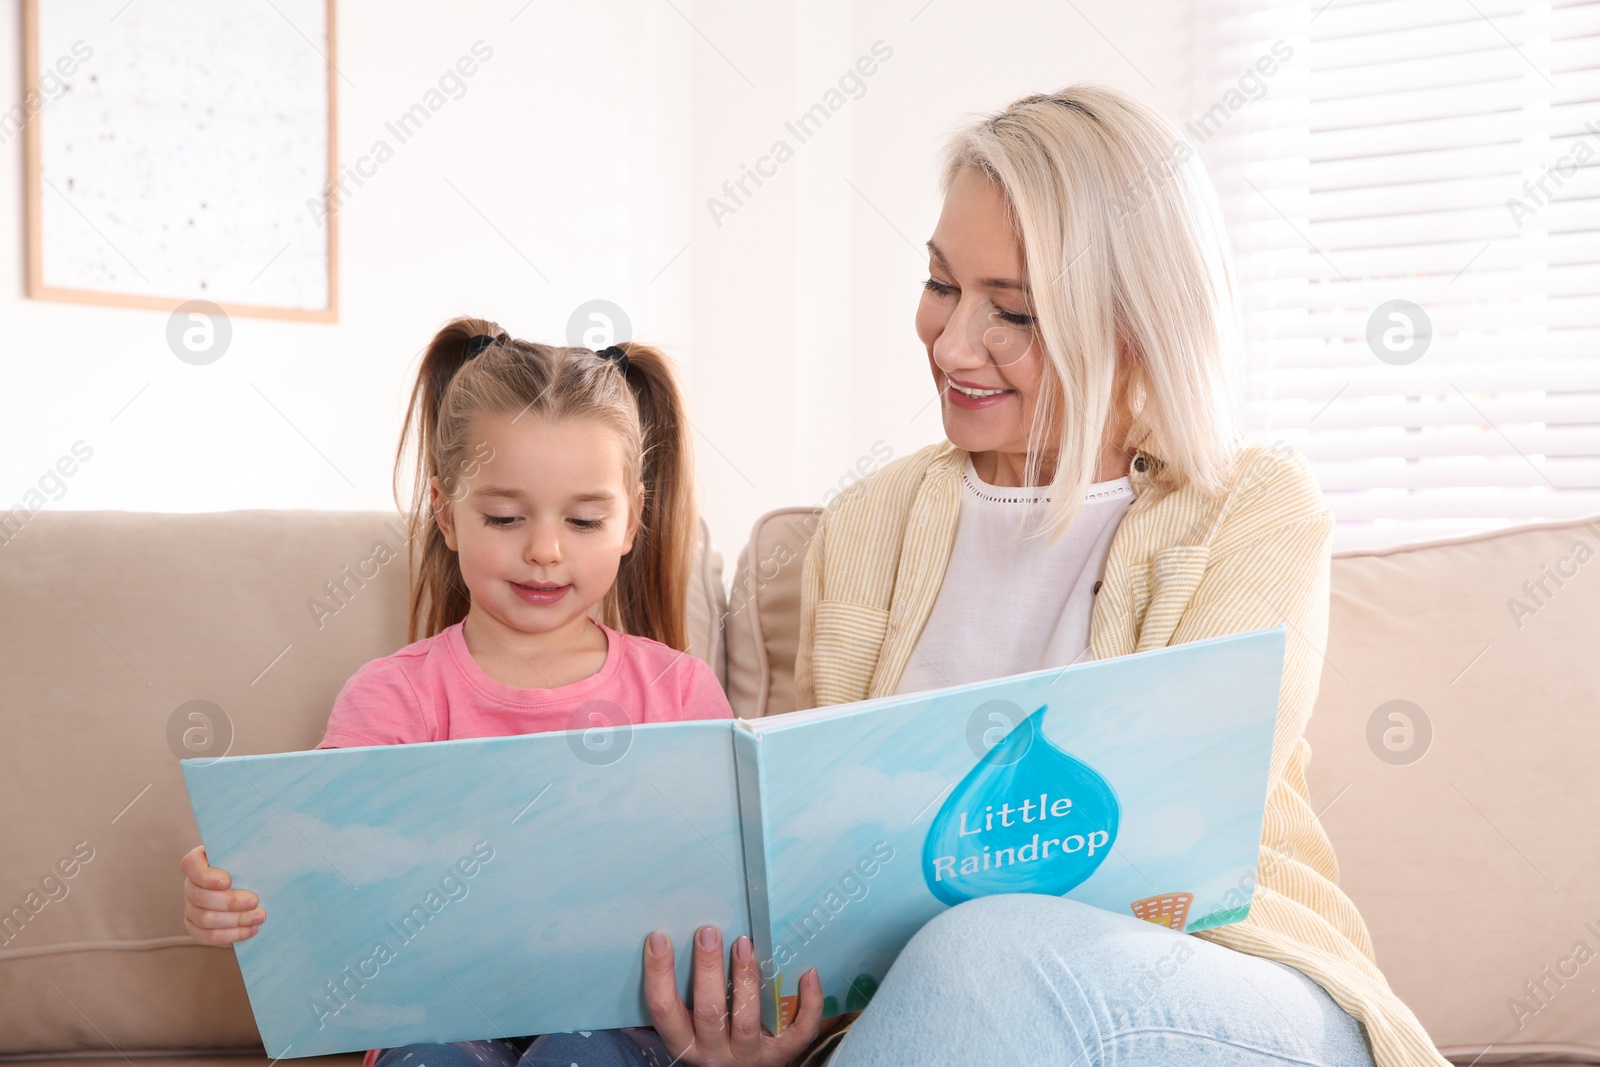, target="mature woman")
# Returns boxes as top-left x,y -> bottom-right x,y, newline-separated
643,85 -> 1447,1067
